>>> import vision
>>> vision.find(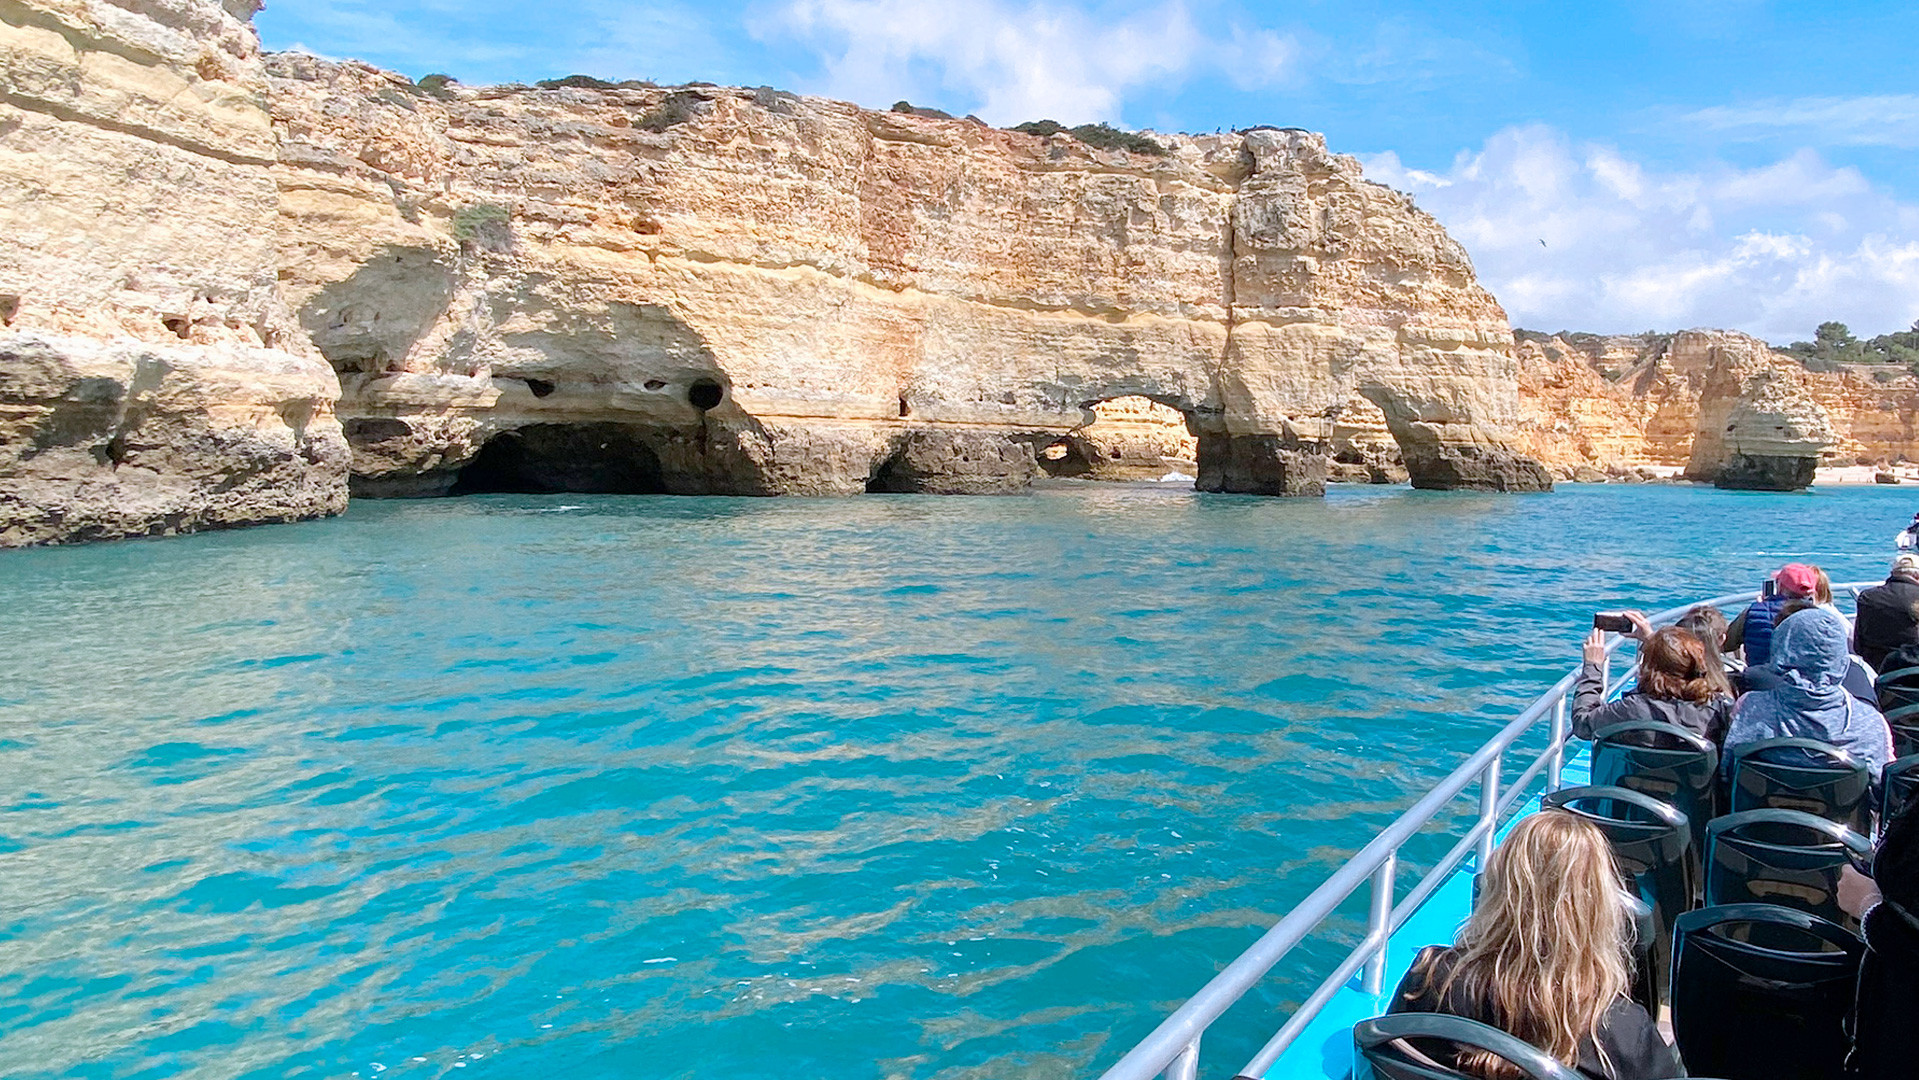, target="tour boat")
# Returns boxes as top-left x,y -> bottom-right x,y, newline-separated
1092,583 -> 1876,1080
